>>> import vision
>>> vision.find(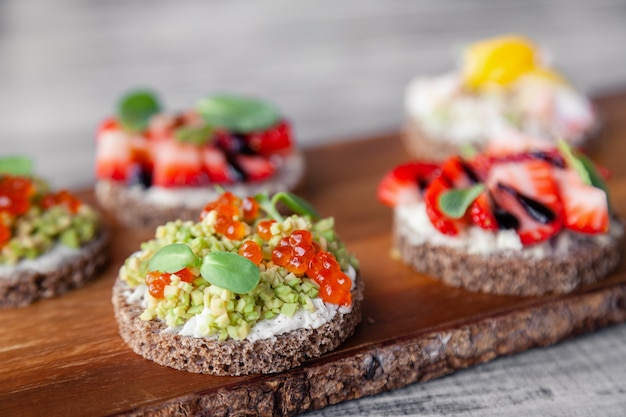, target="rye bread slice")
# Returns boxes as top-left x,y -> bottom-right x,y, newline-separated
0,229 -> 110,308
394,215 -> 624,296
96,153 -> 305,229
112,274 -> 364,376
